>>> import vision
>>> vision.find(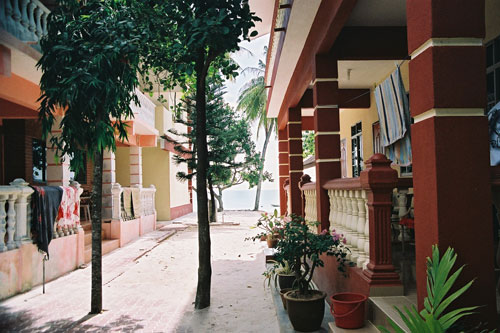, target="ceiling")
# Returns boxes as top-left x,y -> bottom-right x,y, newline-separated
346,0 -> 407,27
338,60 -> 402,89
249,0 -> 274,38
